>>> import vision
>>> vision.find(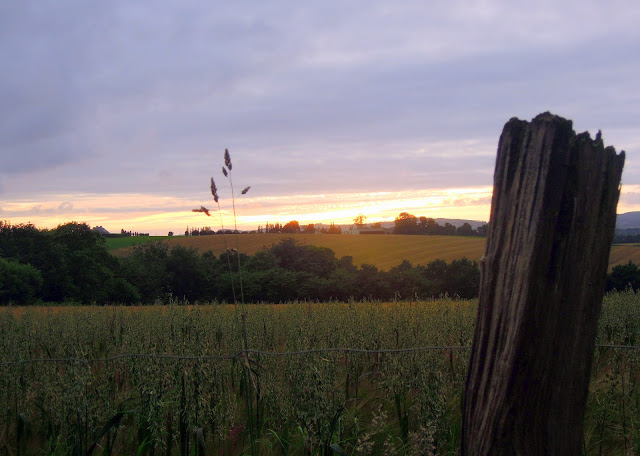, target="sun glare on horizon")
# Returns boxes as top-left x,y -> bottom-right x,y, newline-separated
4,183 -> 640,235
1,187 -> 494,235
